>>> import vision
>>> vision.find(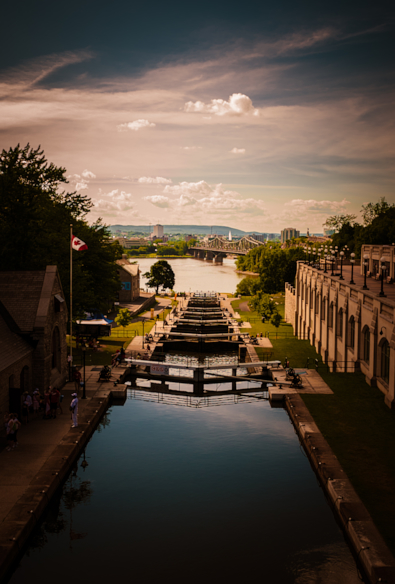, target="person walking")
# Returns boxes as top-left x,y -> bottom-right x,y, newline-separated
44,388 -> 51,419
74,369 -> 82,392
70,393 -> 79,428
50,387 -> 60,419
32,390 -> 40,416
